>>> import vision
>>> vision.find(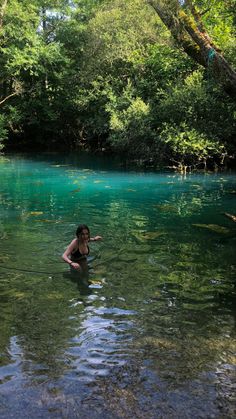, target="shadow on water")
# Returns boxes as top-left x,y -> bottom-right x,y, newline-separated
63,259 -> 92,296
